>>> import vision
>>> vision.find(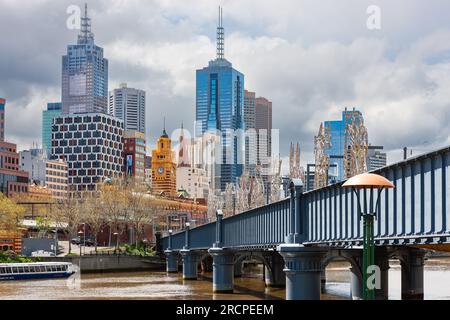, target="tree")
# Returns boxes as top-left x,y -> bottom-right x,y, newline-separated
81,192 -> 106,253
52,192 -> 83,254
0,193 -> 25,231
99,178 -> 127,248
125,178 -> 155,246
